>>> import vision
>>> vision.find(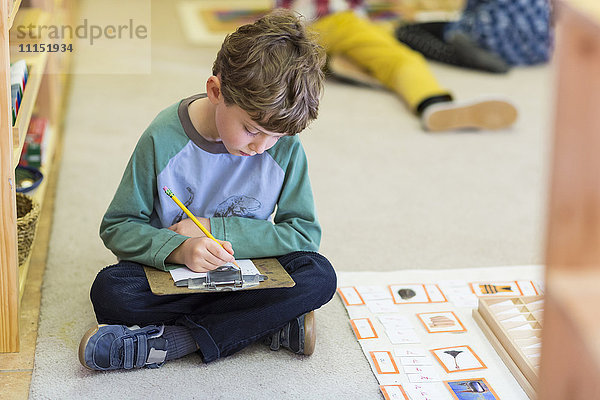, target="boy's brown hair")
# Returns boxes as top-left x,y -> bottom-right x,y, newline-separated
213,9 -> 325,135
